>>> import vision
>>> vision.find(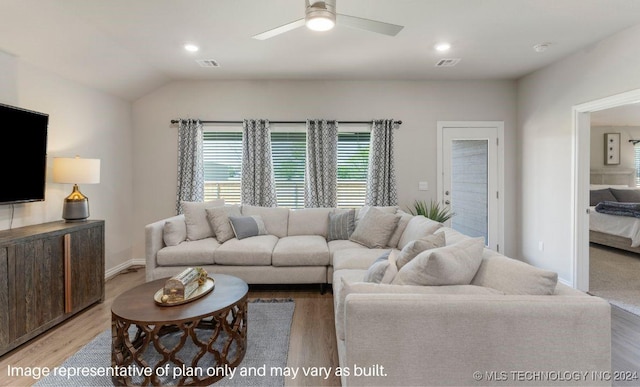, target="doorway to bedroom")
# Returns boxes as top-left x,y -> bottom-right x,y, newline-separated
573,89 -> 640,317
